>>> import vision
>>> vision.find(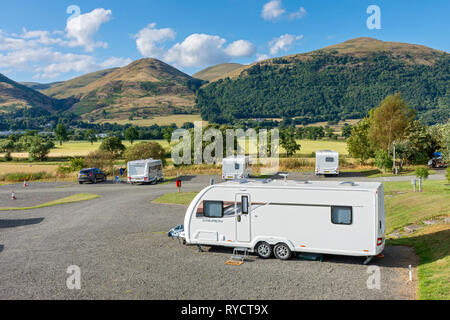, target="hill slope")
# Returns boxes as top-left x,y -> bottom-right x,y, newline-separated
193,63 -> 244,82
198,37 -> 449,125
0,73 -> 65,113
43,58 -> 204,121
